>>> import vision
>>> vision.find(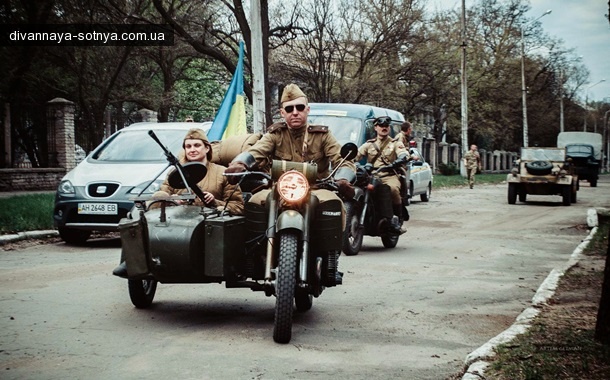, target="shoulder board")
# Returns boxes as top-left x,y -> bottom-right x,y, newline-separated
267,122 -> 287,133
392,135 -> 401,142
307,124 -> 328,133
366,138 -> 377,143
